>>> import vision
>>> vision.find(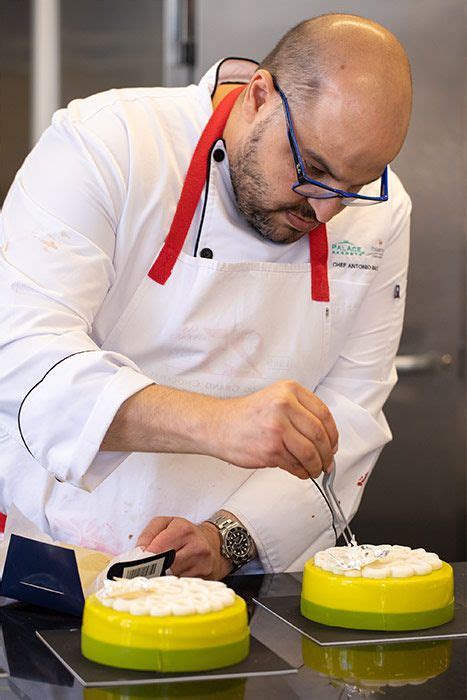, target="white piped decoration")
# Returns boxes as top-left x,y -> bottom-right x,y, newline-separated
314,545 -> 443,579
95,576 -> 236,616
